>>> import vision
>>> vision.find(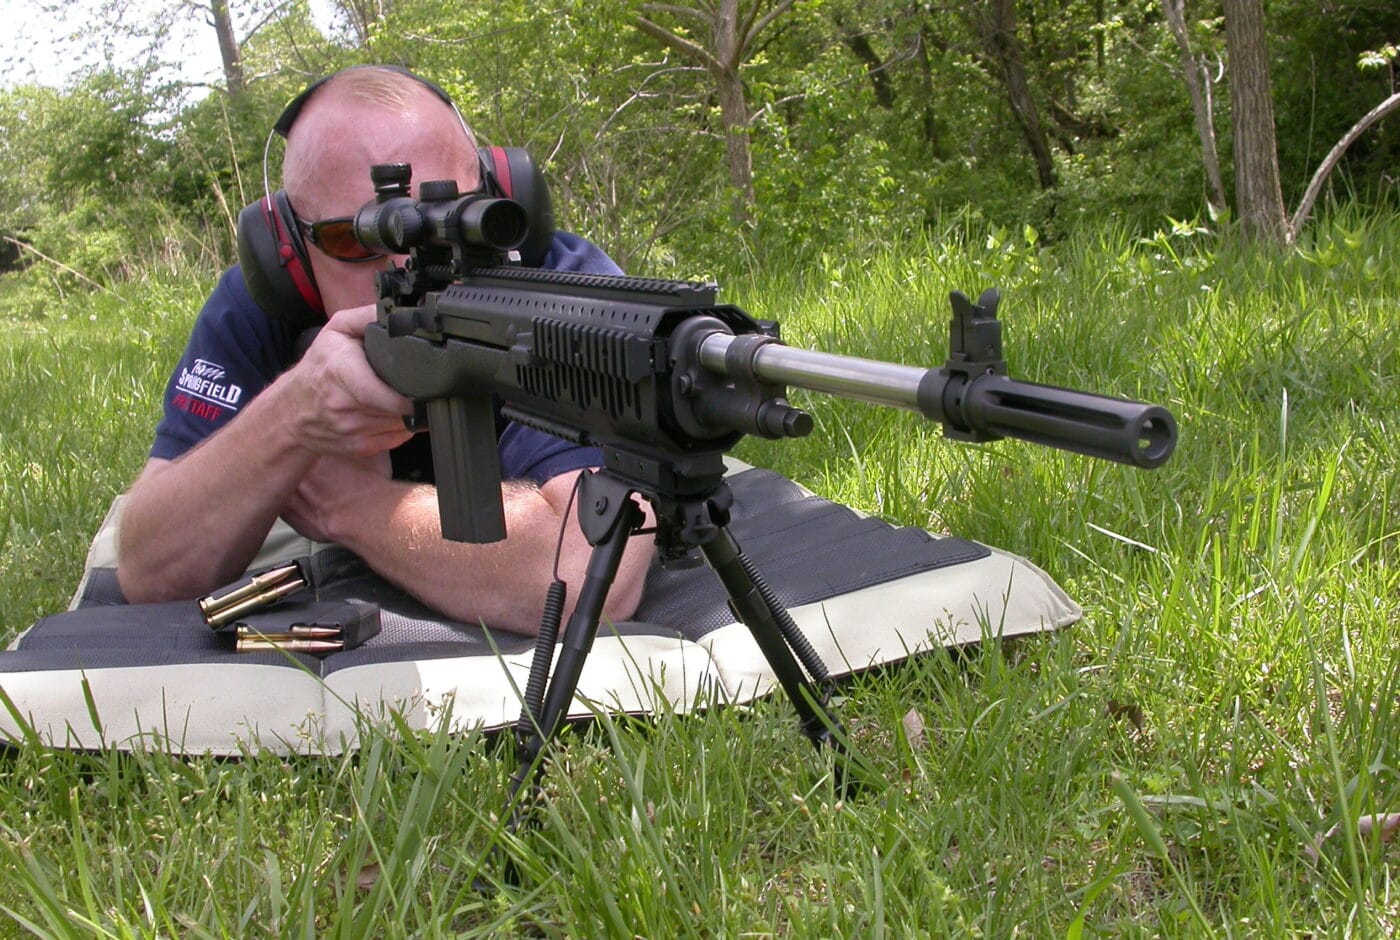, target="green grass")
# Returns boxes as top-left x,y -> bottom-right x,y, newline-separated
1,211 -> 1397,936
